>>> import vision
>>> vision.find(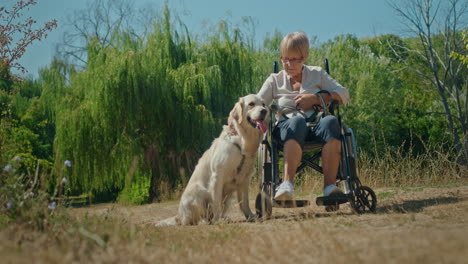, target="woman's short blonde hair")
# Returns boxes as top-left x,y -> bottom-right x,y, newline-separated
279,31 -> 309,59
